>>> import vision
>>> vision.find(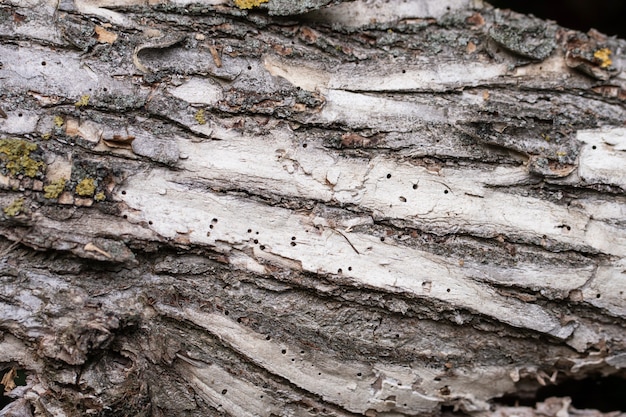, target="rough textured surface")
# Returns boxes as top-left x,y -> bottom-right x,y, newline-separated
0,0 -> 625,416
